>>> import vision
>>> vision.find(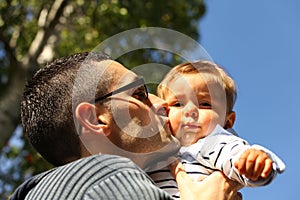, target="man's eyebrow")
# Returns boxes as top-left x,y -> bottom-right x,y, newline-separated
118,76 -> 142,85
121,77 -> 145,92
